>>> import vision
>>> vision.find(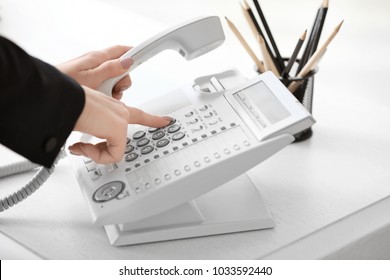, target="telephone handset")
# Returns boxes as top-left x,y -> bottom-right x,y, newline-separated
98,16 -> 225,95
